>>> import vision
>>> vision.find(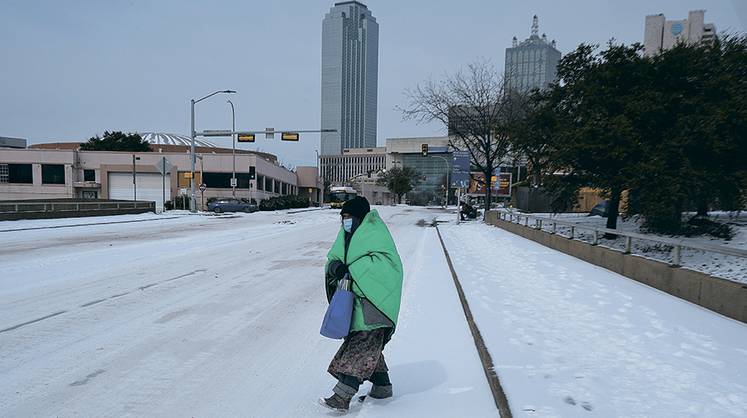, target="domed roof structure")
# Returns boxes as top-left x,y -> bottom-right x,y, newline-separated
140,132 -> 216,148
